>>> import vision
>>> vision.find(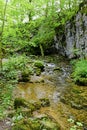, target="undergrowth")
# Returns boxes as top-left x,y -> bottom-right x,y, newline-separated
0,82 -> 14,119
72,59 -> 87,85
